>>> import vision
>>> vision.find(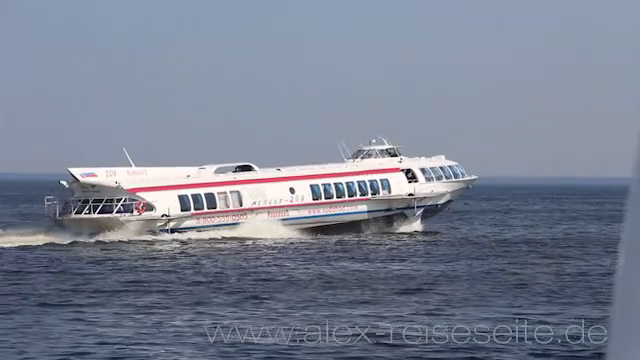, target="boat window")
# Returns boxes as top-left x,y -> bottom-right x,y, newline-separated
403,169 -> 418,183
346,182 -> 357,198
322,183 -> 334,200
360,150 -> 371,159
232,164 -> 257,173
440,166 -> 453,180
448,165 -> 462,179
430,167 -> 445,181
191,194 -> 205,211
385,148 -> 401,157
122,198 -> 134,213
99,198 -> 114,214
380,179 -> 392,195
349,149 -> 366,160
76,199 -> 90,213
310,184 -> 322,201
421,168 -> 435,182
334,183 -> 345,199
145,203 -> 156,212
90,198 -> 104,214
178,195 -> 191,212
217,192 -> 230,209
230,191 -> 243,208
204,192 -> 217,210
456,165 -> 467,178
369,180 -> 380,196
114,198 -> 125,214
357,180 -> 369,197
